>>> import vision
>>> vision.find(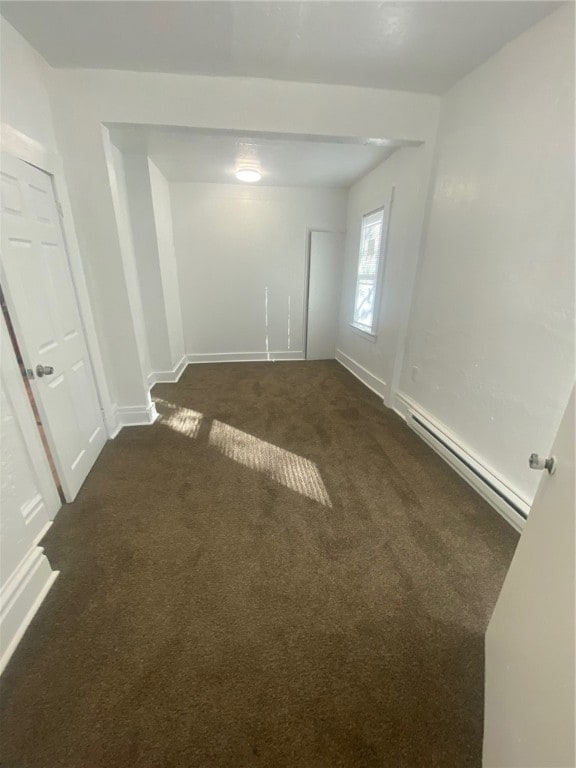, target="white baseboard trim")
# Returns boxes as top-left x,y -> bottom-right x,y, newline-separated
335,349 -> 387,400
395,391 -> 528,532
148,355 -> 188,387
0,546 -> 58,675
113,401 -> 159,433
187,351 -> 304,364
110,357 -> 188,438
